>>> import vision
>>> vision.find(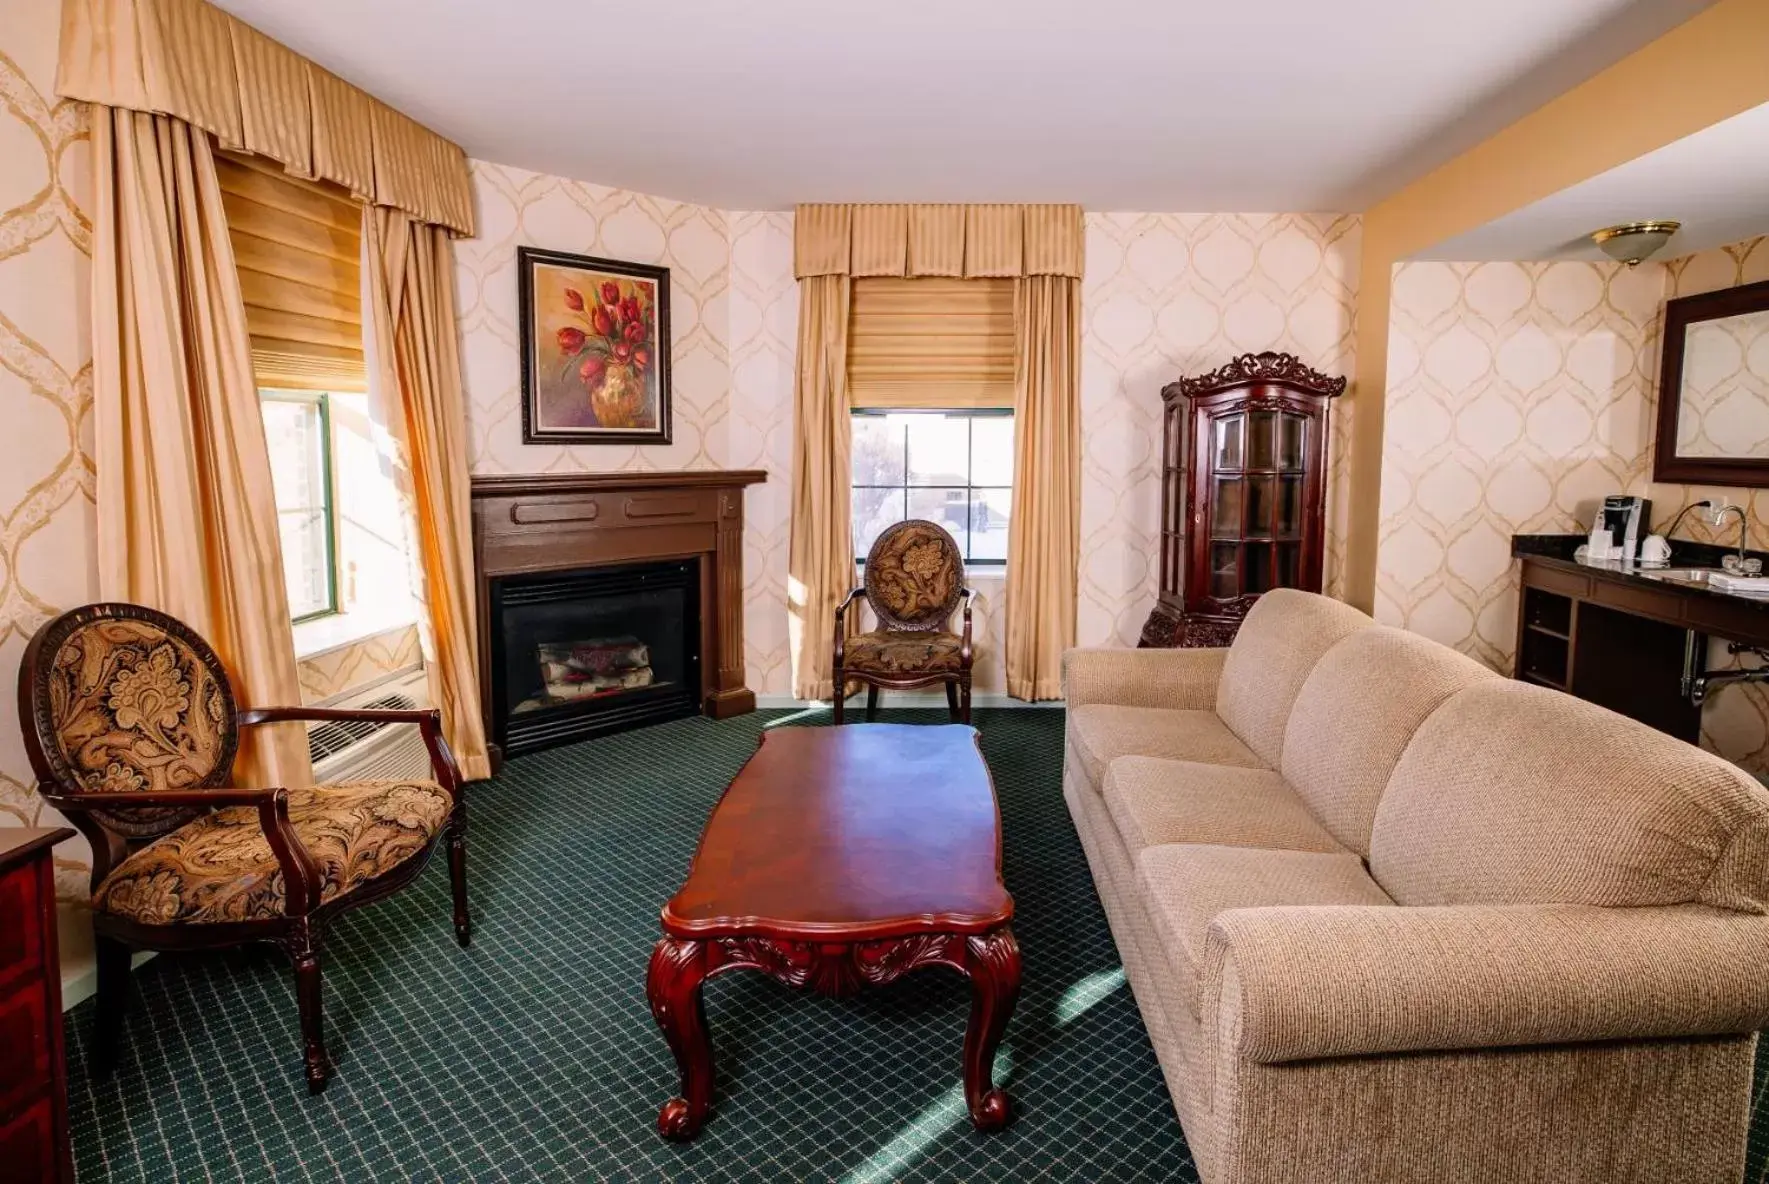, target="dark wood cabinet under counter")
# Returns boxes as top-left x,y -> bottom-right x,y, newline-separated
0,827 -> 75,1184
1512,534 -> 1769,743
